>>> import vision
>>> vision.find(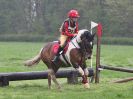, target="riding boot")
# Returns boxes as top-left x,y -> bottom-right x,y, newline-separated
52,46 -> 62,62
